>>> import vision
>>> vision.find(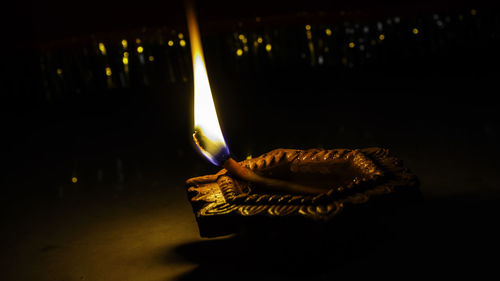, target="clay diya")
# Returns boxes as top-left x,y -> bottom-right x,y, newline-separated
184,3 -> 419,237
186,147 -> 419,237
